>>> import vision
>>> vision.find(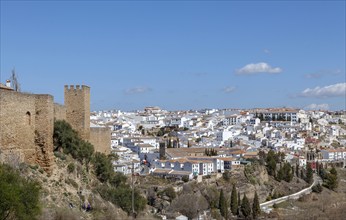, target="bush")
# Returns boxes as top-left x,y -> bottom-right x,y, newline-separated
109,172 -> 127,187
164,186 -> 176,201
0,164 -> 41,220
98,185 -> 147,214
93,152 -> 114,183
65,178 -> 79,189
53,120 -> 94,165
67,163 -> 75,173
54,151 -> 66,160
312,183 -> 323,193
29,164 -> 39,170
182,176 -> 189,182
222,170 -> 230,181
